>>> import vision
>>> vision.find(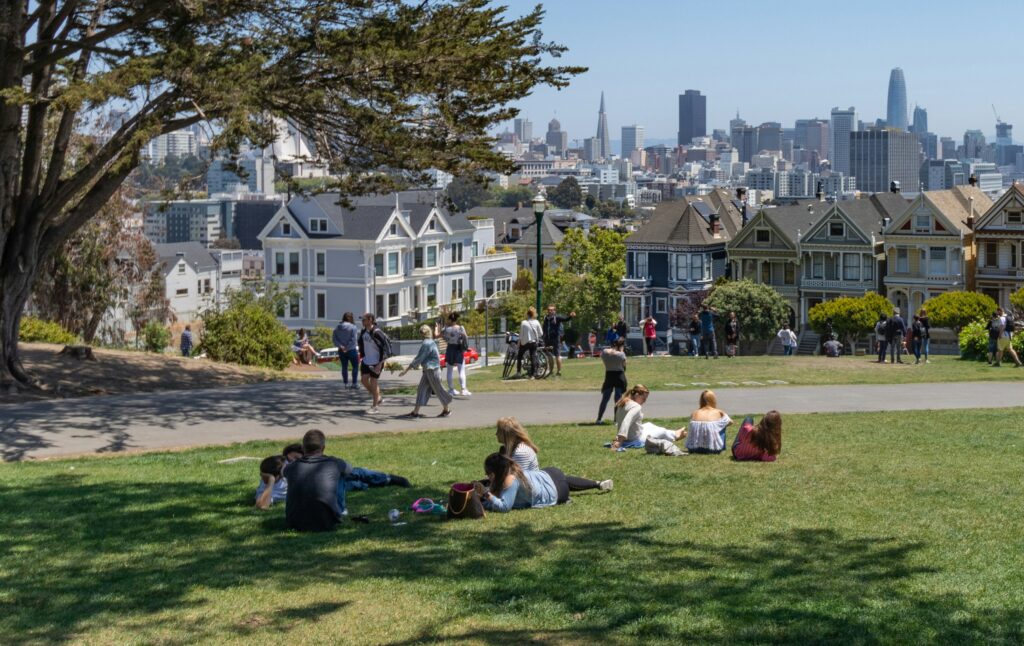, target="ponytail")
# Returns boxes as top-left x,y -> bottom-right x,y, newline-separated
615,384 -> 650,409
